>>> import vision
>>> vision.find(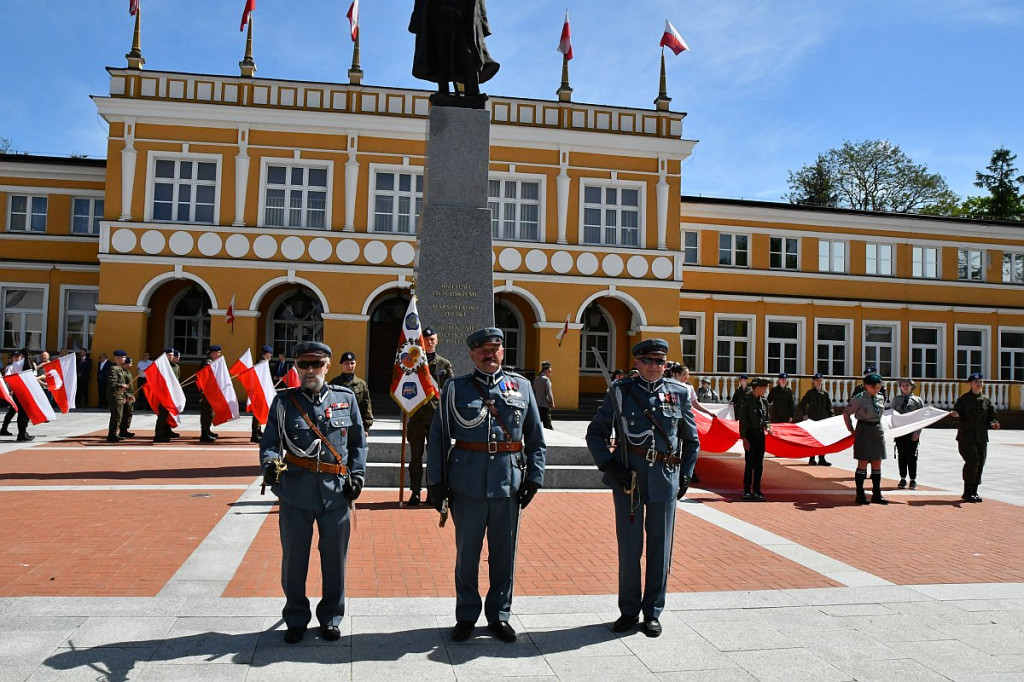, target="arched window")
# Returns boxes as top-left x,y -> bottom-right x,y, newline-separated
270,290 -> 323,358
579,303 -> 613,372
495,301 -> 523,369
169,285 -> 211,358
